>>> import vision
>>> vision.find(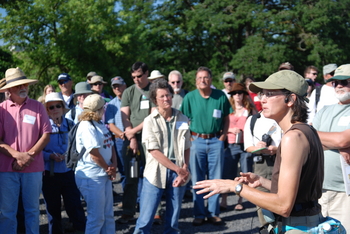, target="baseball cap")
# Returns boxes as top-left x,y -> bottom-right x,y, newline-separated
57,73 -> 71,81
278,62 -> 294,71
83,94 -> 105,112
323,64 -> 337,75
327,64 -> 350,82
111,76 -> 125,86
222,72 -> 235,80
249,70 -> 308,99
